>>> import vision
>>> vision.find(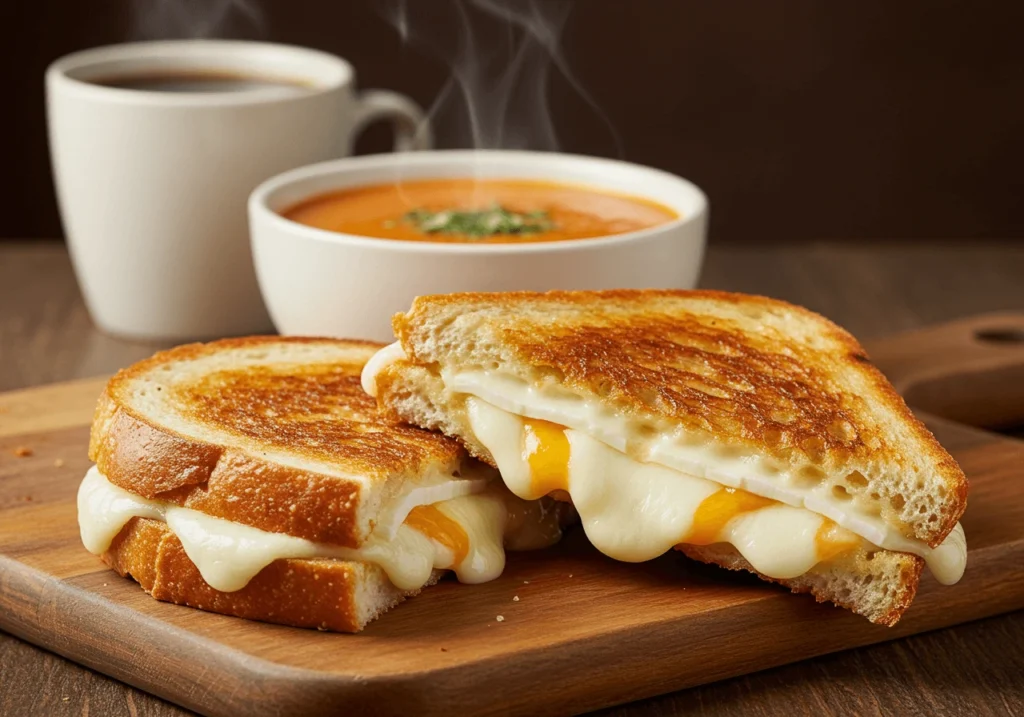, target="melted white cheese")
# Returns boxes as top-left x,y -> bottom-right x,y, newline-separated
727,506 -> 824,579
434,489 -> 508,583
361,341 -> 406,397
927,522 -> 967,585
77,467 -> 532,592
375,460 -> 494,540
468,398 -> 855,579
447,372 -> 966,584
